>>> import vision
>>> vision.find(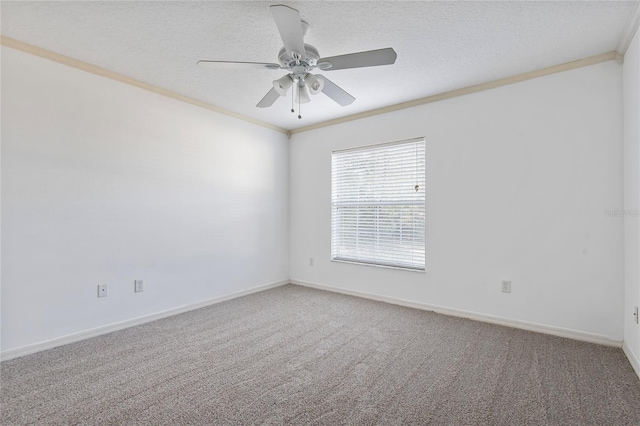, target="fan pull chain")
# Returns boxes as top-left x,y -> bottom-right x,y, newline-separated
298,84 -> 302,119
291,84 -> 295,113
